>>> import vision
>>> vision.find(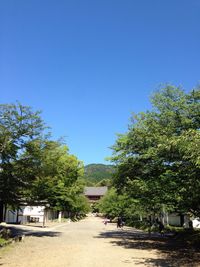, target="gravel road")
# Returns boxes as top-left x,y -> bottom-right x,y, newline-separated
0,216 -> 199,267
